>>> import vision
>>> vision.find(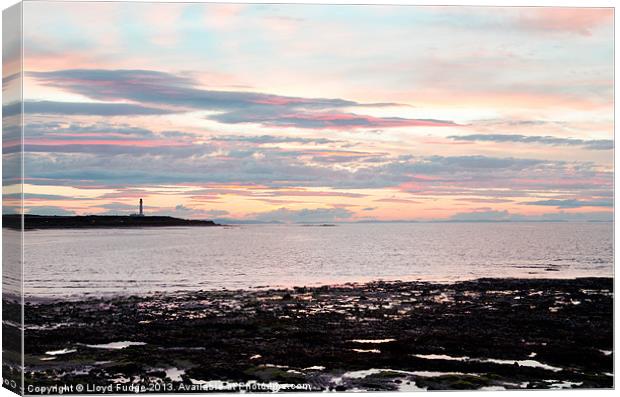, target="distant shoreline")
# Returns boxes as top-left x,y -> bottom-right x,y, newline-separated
2,215 -> 611,229
2,214 -> 222,230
